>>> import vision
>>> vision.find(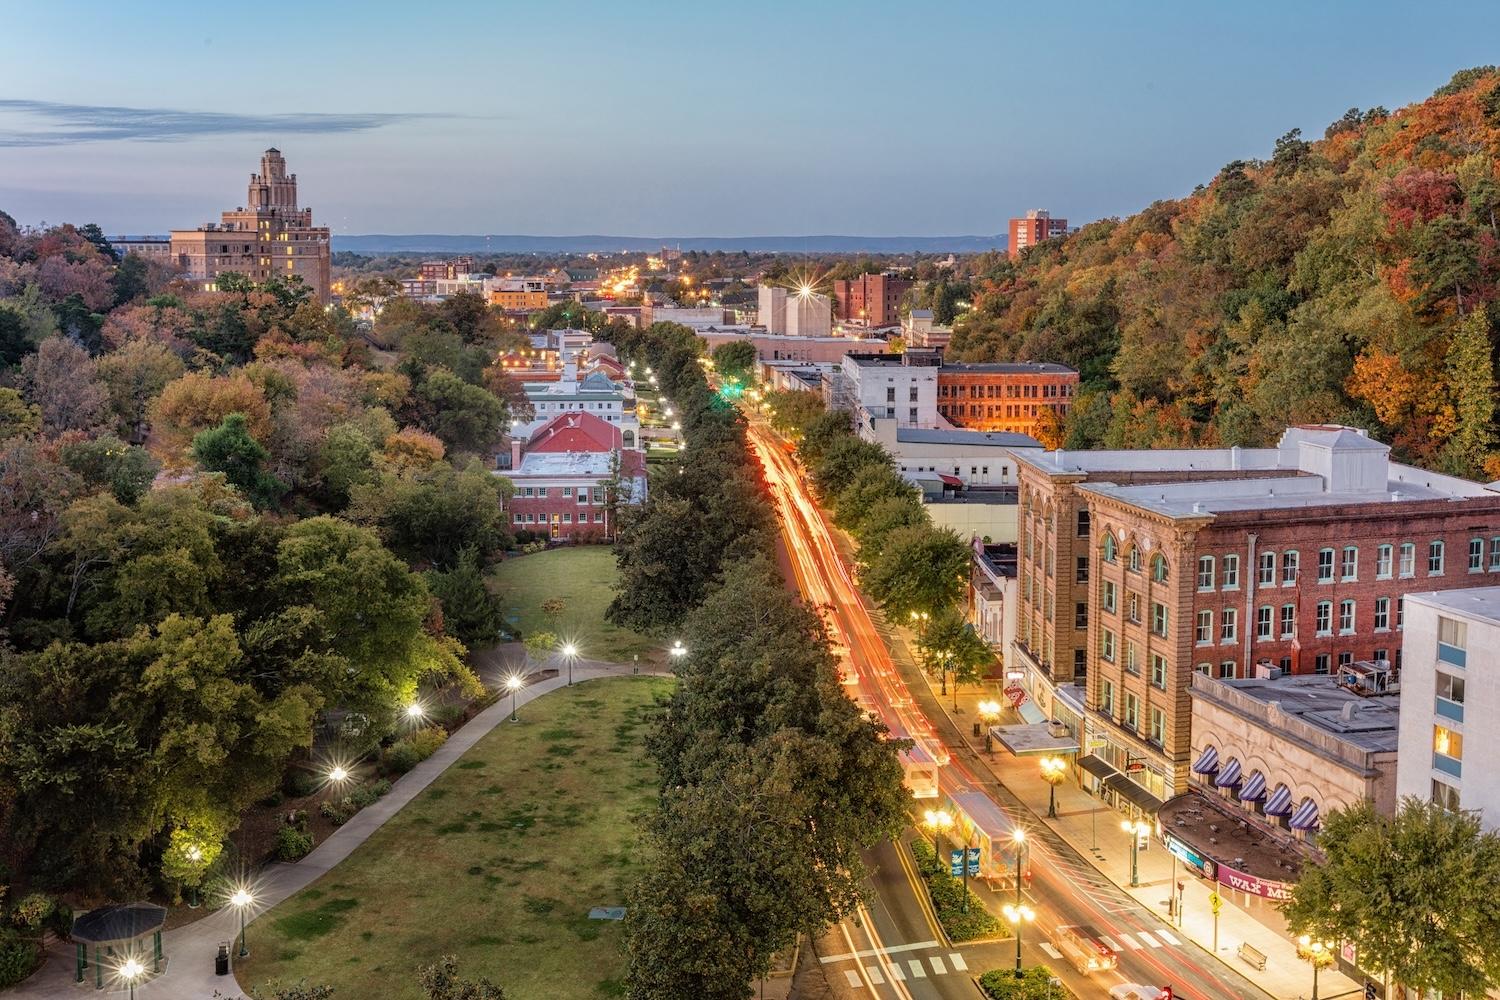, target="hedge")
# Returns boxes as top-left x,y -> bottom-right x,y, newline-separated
908,837 -> 1003,941
978,966 -> 1073,999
